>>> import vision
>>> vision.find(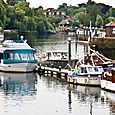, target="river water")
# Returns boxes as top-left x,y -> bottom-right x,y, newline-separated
0,34 -> 114,115
0,72 -> 114,115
